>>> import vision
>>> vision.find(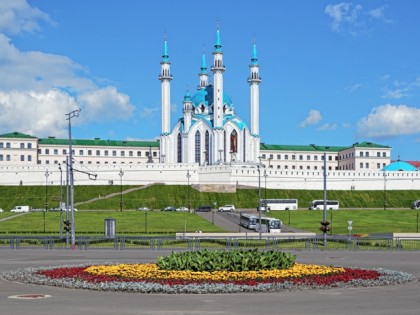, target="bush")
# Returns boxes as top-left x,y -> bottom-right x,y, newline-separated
156,248 -> 296,272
